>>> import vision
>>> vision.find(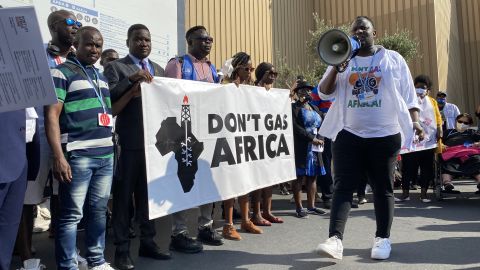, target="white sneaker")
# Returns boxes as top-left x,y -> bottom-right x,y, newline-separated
33,205 -> 51,233
420,198 -> 432,203
76,250 -> 88,270
18,258 -> 46,270
314,236 -> 343,259
88,263 -> 115,270
394,196 -> 409,202
371,237 -> 391,260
